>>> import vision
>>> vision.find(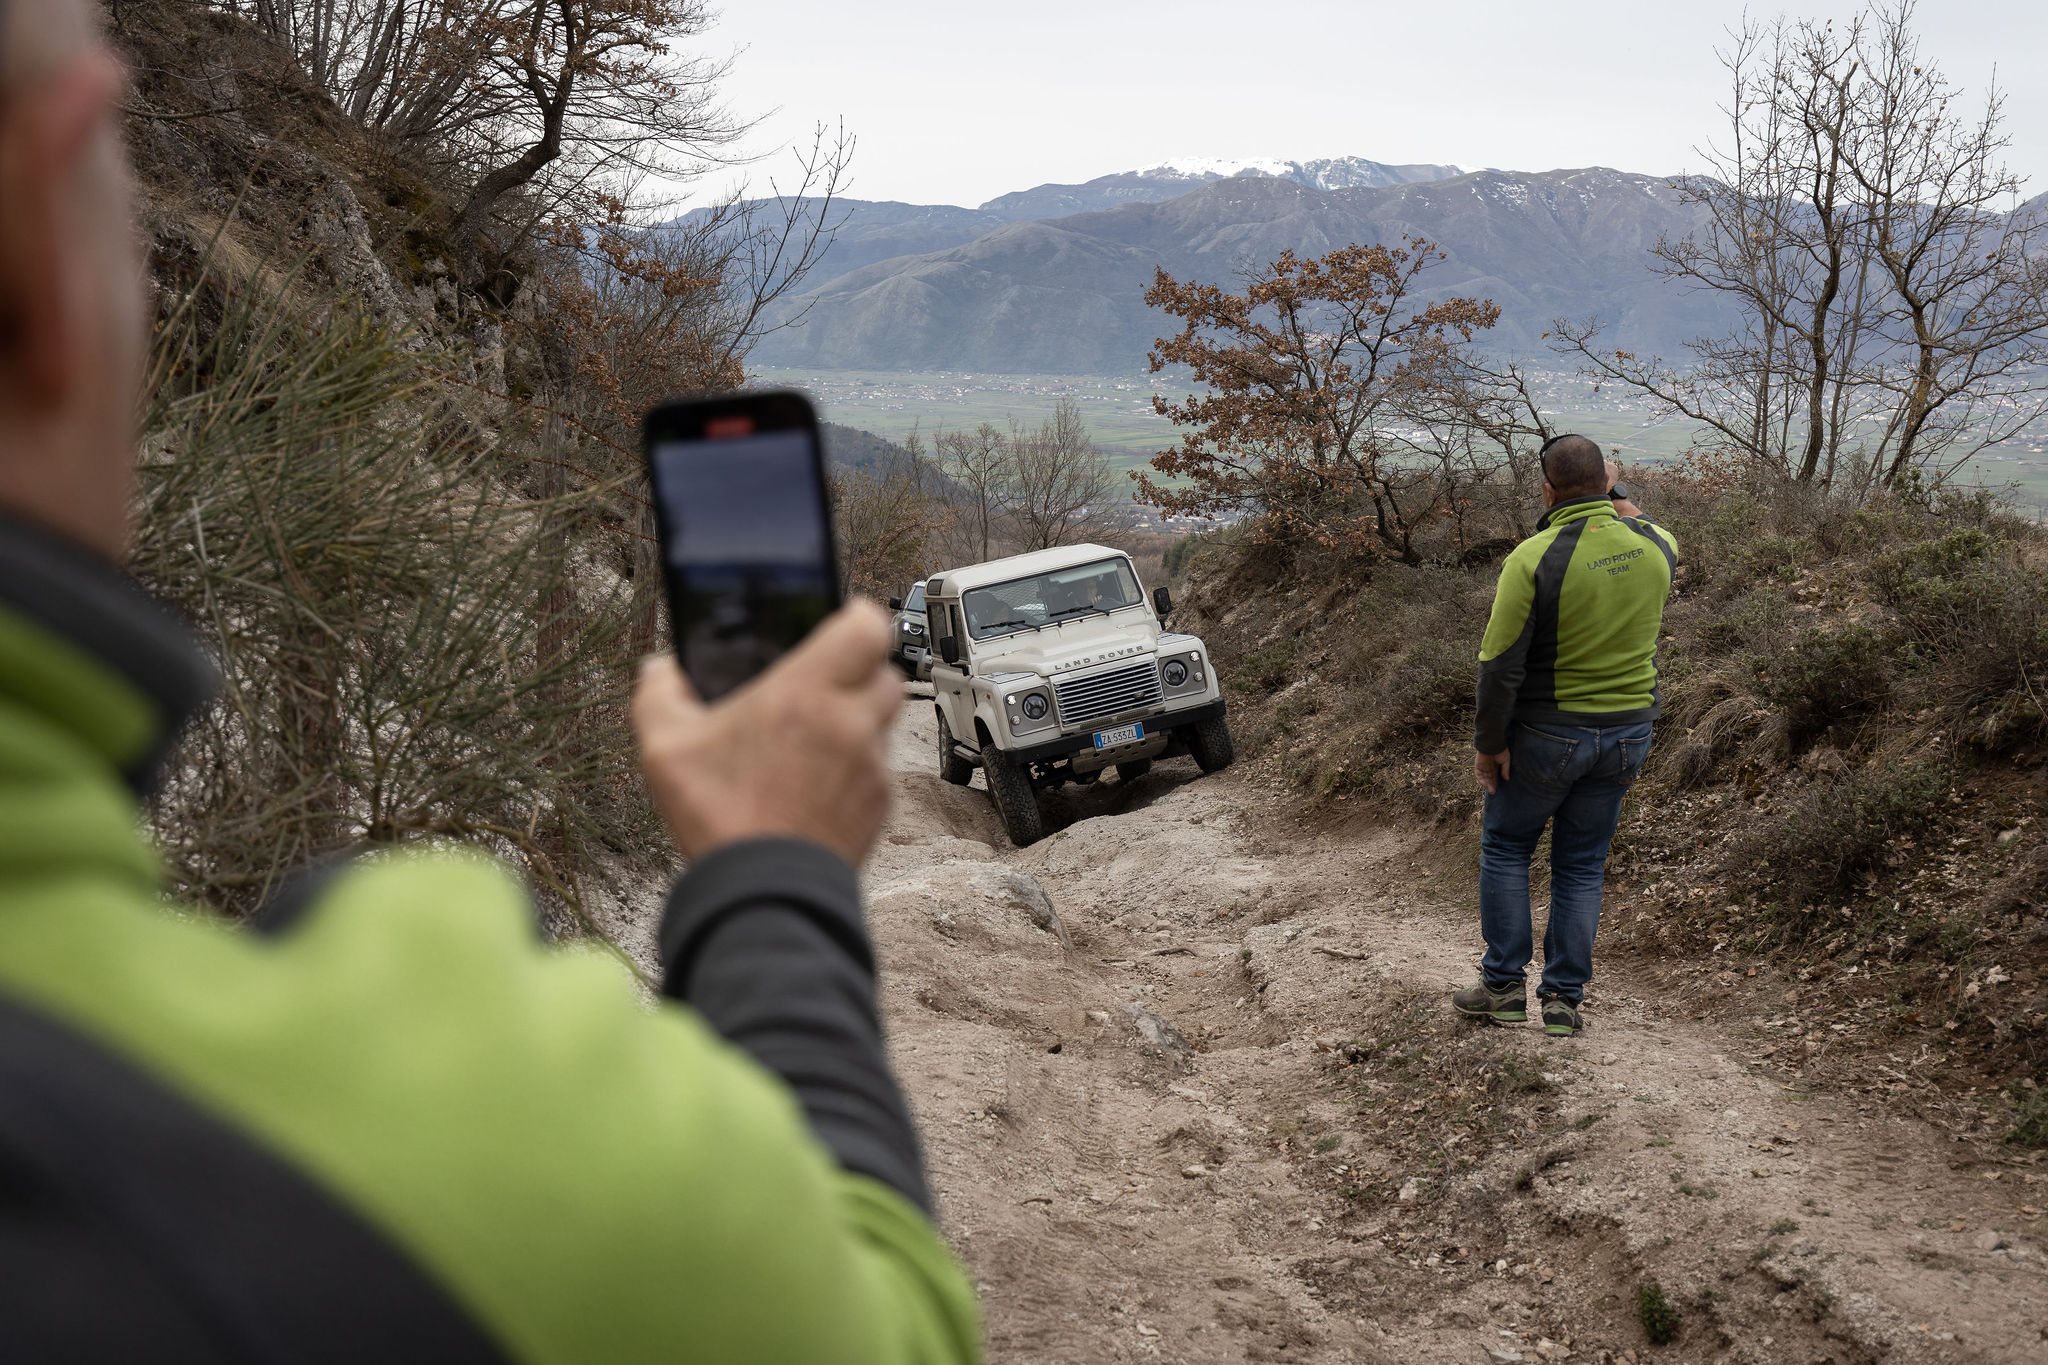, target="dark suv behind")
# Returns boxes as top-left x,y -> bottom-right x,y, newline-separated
888,577 -> 932,672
